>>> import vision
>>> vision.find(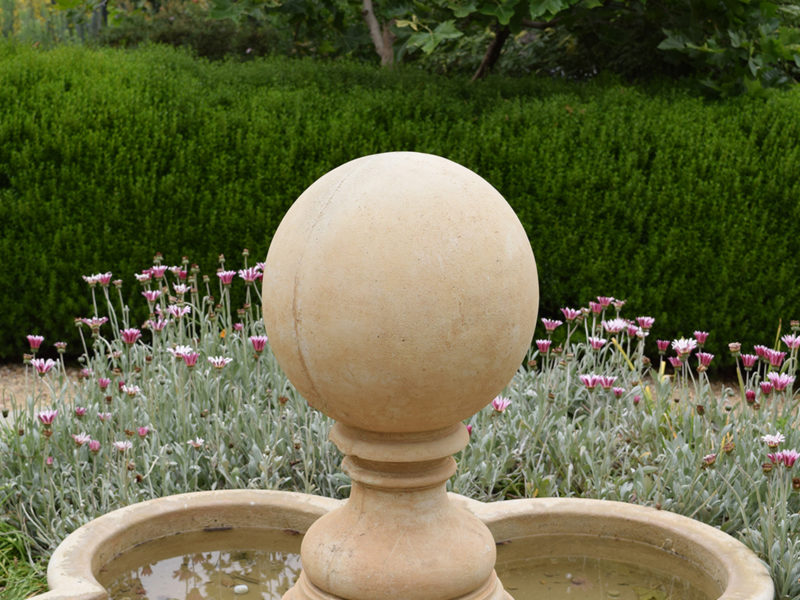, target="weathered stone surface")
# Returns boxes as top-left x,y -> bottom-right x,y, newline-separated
262,151 -> 539,434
